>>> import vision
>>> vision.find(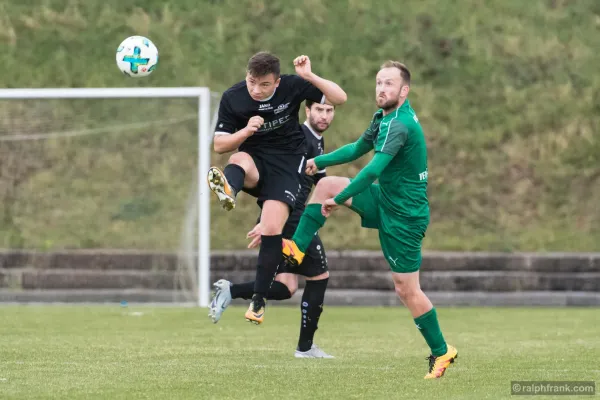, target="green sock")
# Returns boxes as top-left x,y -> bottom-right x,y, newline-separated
292,204 -> 326,252
414,307 -> 448,357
